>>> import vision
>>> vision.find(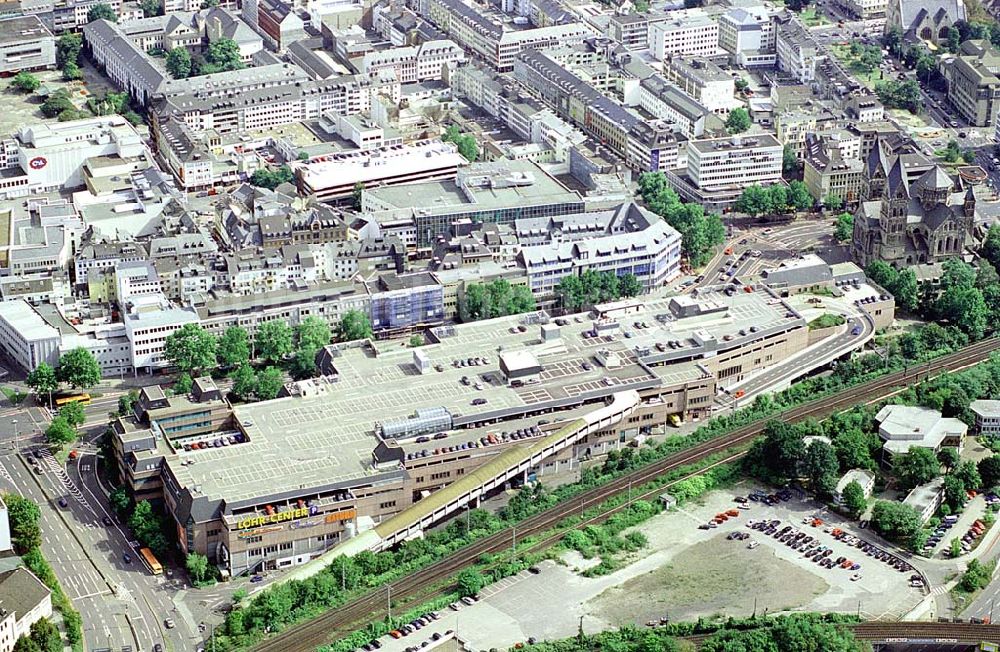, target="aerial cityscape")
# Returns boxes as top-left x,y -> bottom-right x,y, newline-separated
4,0 -> 1000,649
